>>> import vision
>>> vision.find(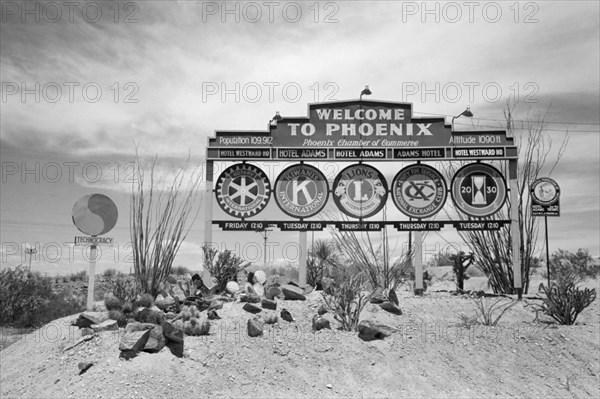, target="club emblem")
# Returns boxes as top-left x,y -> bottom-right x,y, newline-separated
332,164 -> 388,219
216,164 -> 271,218
451,163 -> 507,217
392,164 -> 447,219
274,164 -> 329,218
